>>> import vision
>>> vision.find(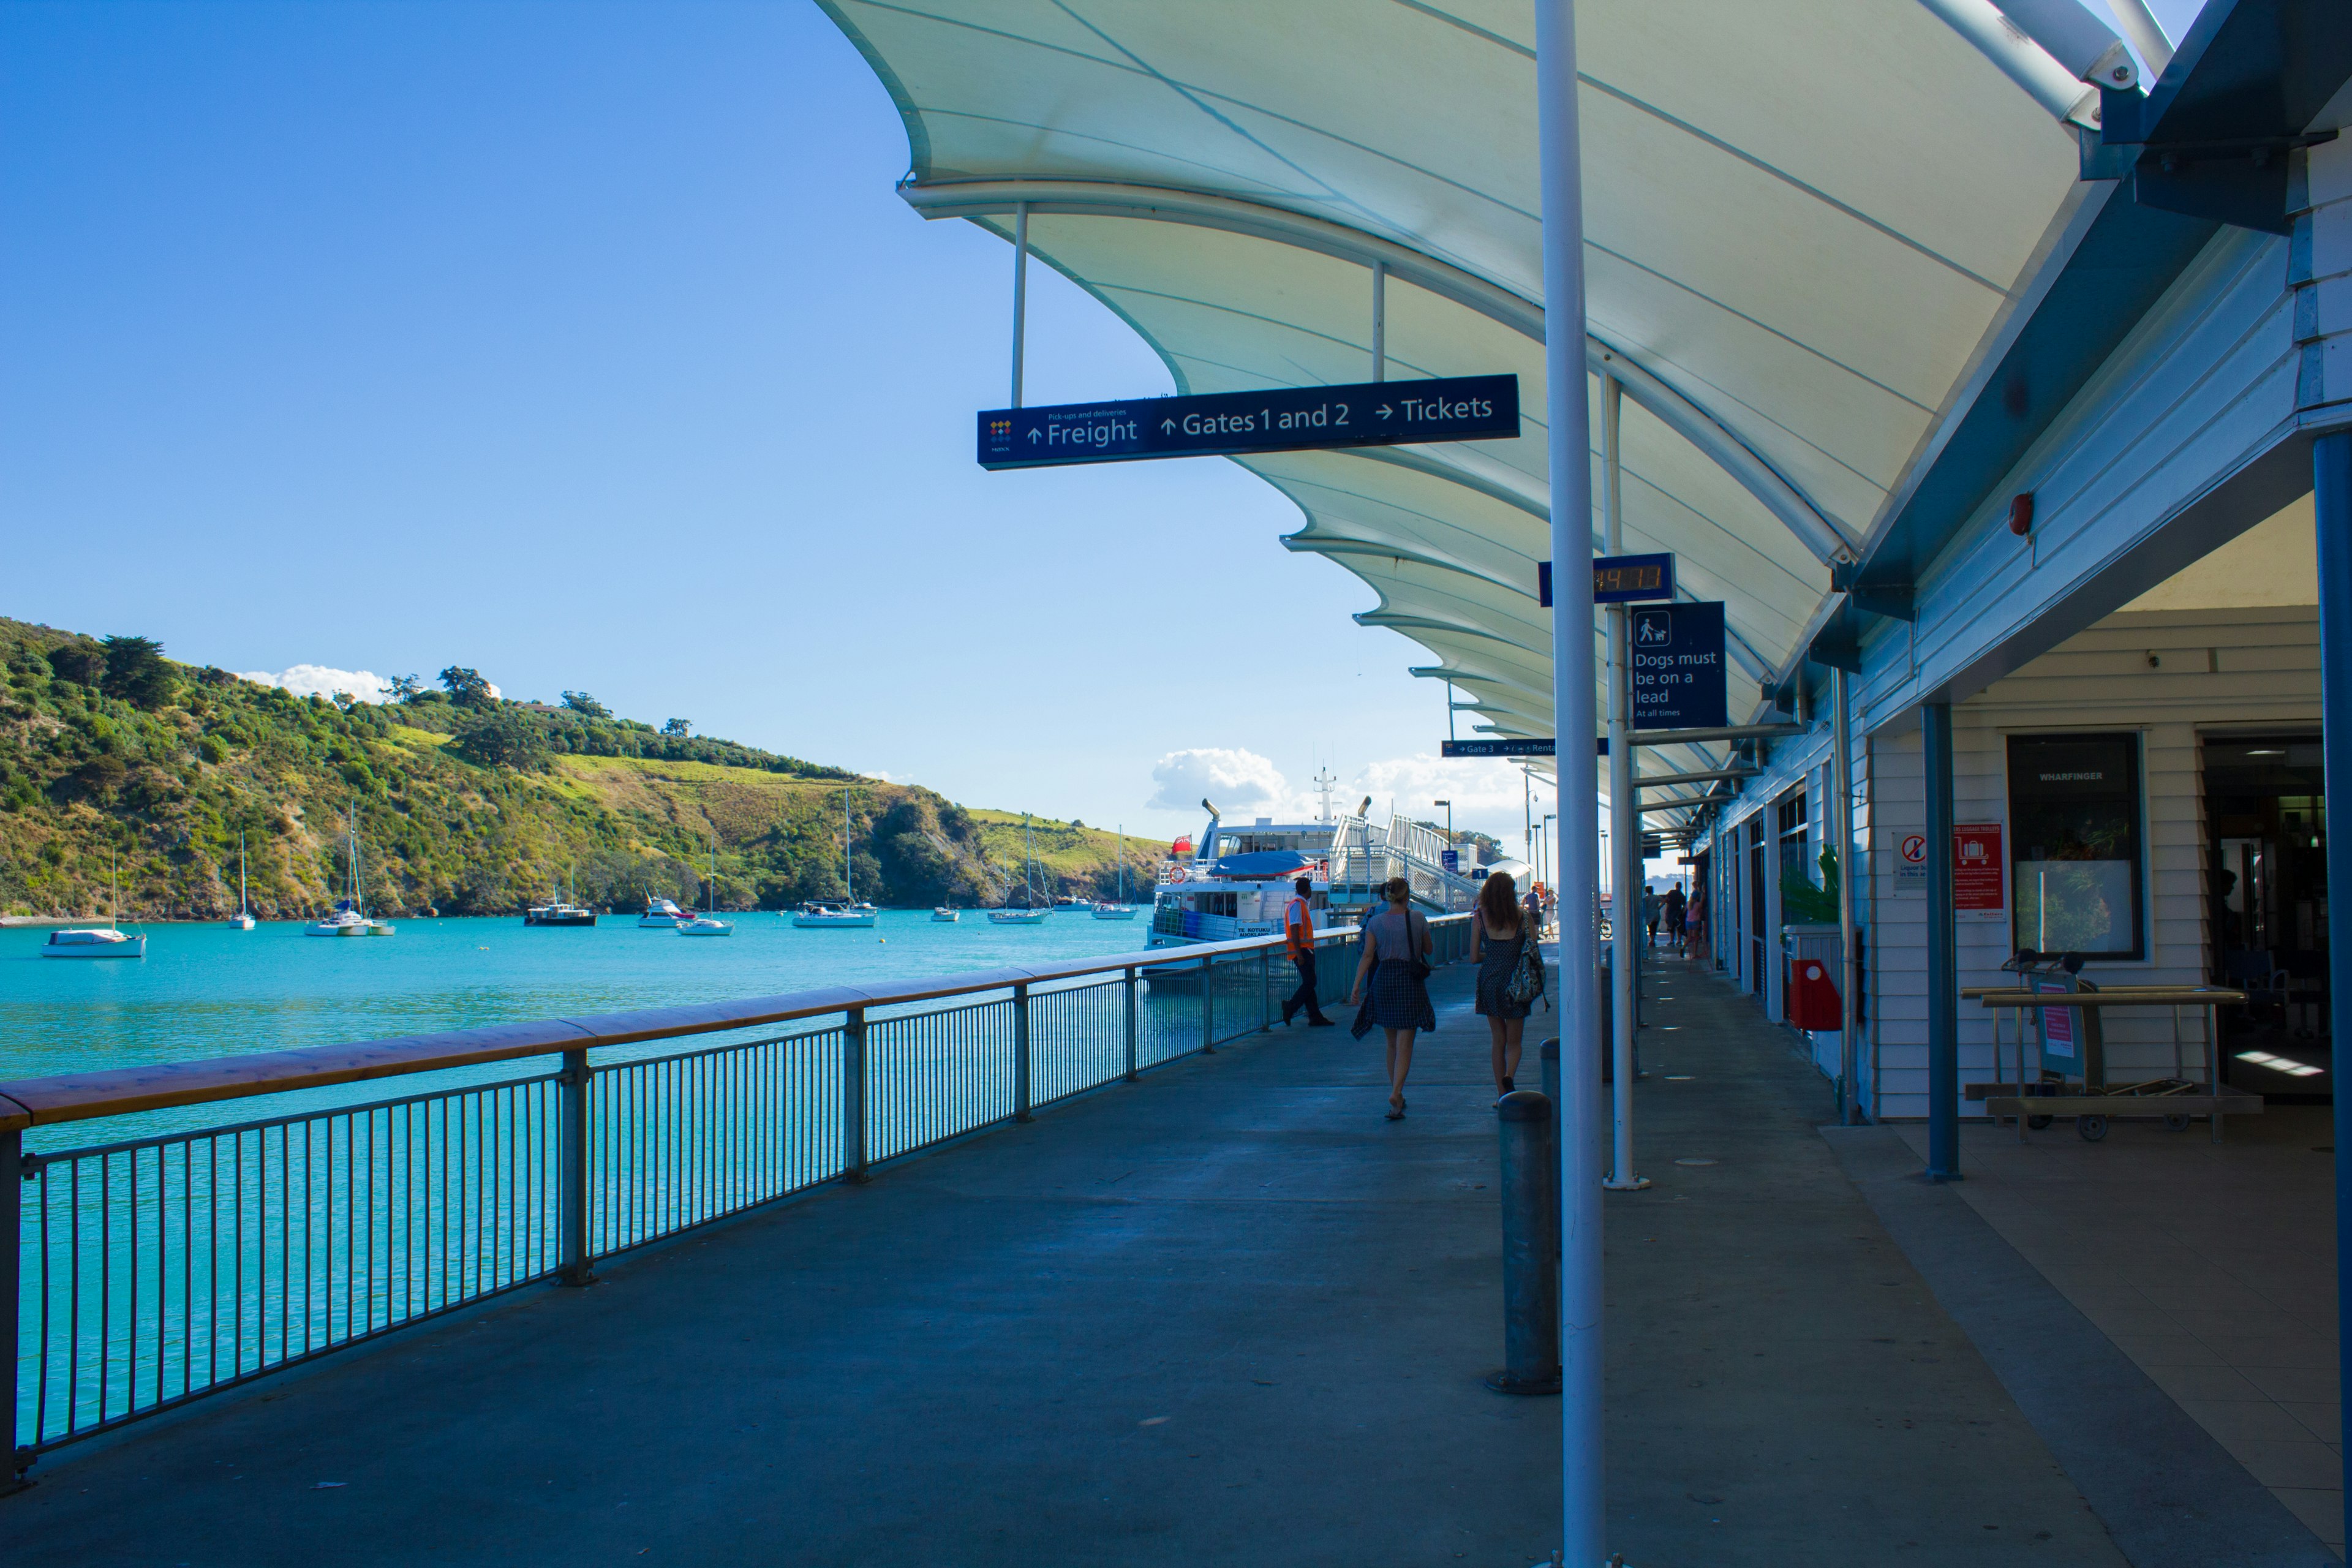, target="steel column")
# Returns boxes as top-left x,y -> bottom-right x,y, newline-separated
1604,374 -> 1641,1192
1536,0 -> 1605,1556
2313,431 -> 2352,1502
1923,702 -> 1960,1180
556,1048 -> 595,1282
843,1008 -> 872,1175
1009,200 -> 1029,408
1124,966 -> 1140,1082
1834,666 -> 1860,1124
1011,987 -> 1032,1122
